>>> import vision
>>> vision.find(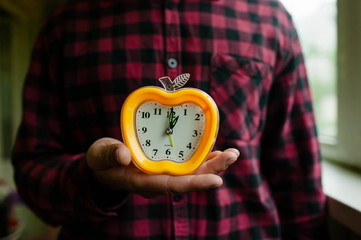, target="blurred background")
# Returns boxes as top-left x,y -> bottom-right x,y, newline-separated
1,1 -> 66,239
0,0 -> 360,239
